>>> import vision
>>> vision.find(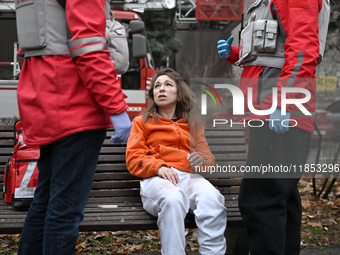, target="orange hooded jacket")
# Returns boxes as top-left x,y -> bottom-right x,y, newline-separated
126,115 -> 215,179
